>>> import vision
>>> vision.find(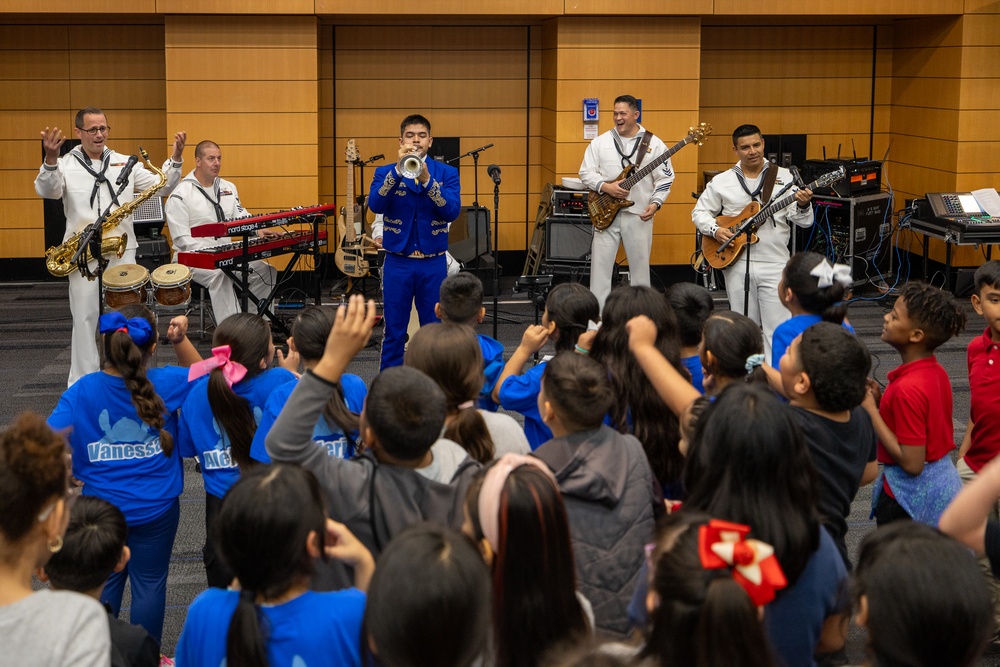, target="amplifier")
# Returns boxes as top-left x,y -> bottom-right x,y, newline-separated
545,215 -> 593,263
552,189 -> 590,217
803,159 -> 882,198
798,193 -> 893,287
